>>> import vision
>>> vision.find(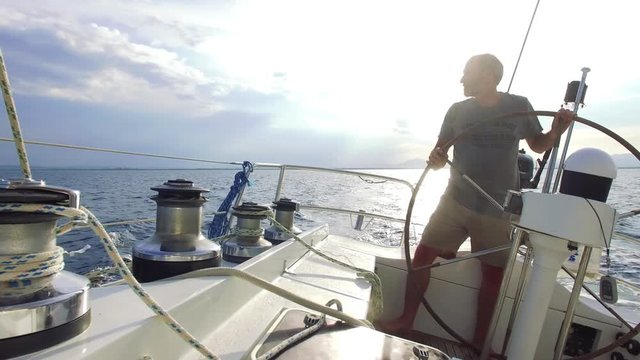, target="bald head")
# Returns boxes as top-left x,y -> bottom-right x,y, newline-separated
461,54 -> 503,98
468,54 -> 503,85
